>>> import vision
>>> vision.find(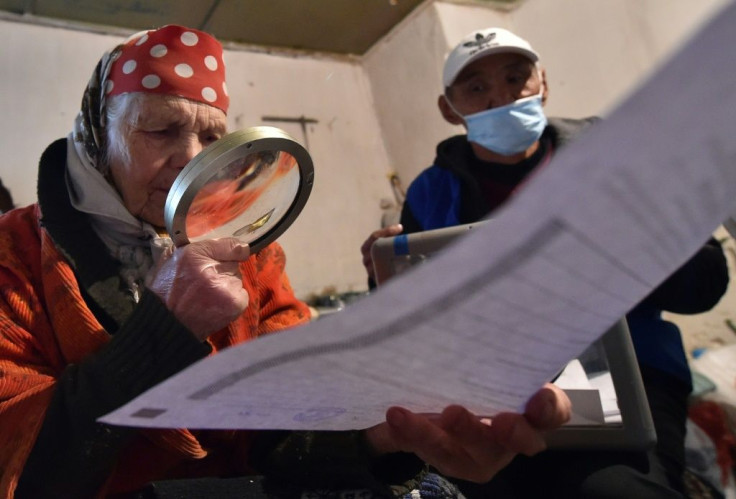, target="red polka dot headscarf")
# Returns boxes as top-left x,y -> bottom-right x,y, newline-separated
73,25 -> 229,172
107,25 -> 229,113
